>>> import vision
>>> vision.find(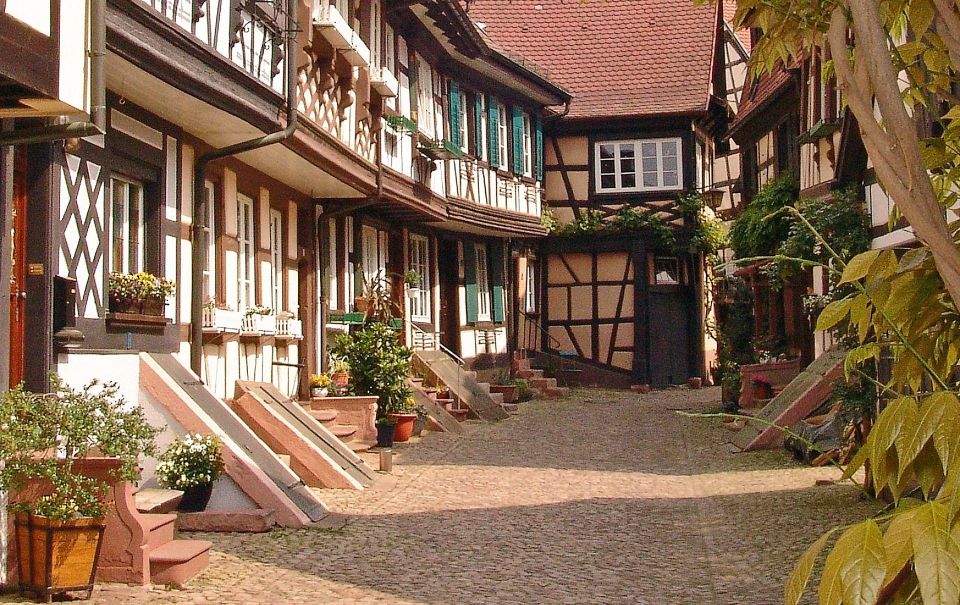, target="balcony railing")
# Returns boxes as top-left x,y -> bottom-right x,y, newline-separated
312,3 -> 370,67
276,318 -> 304,339
139,0 -> 286,93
